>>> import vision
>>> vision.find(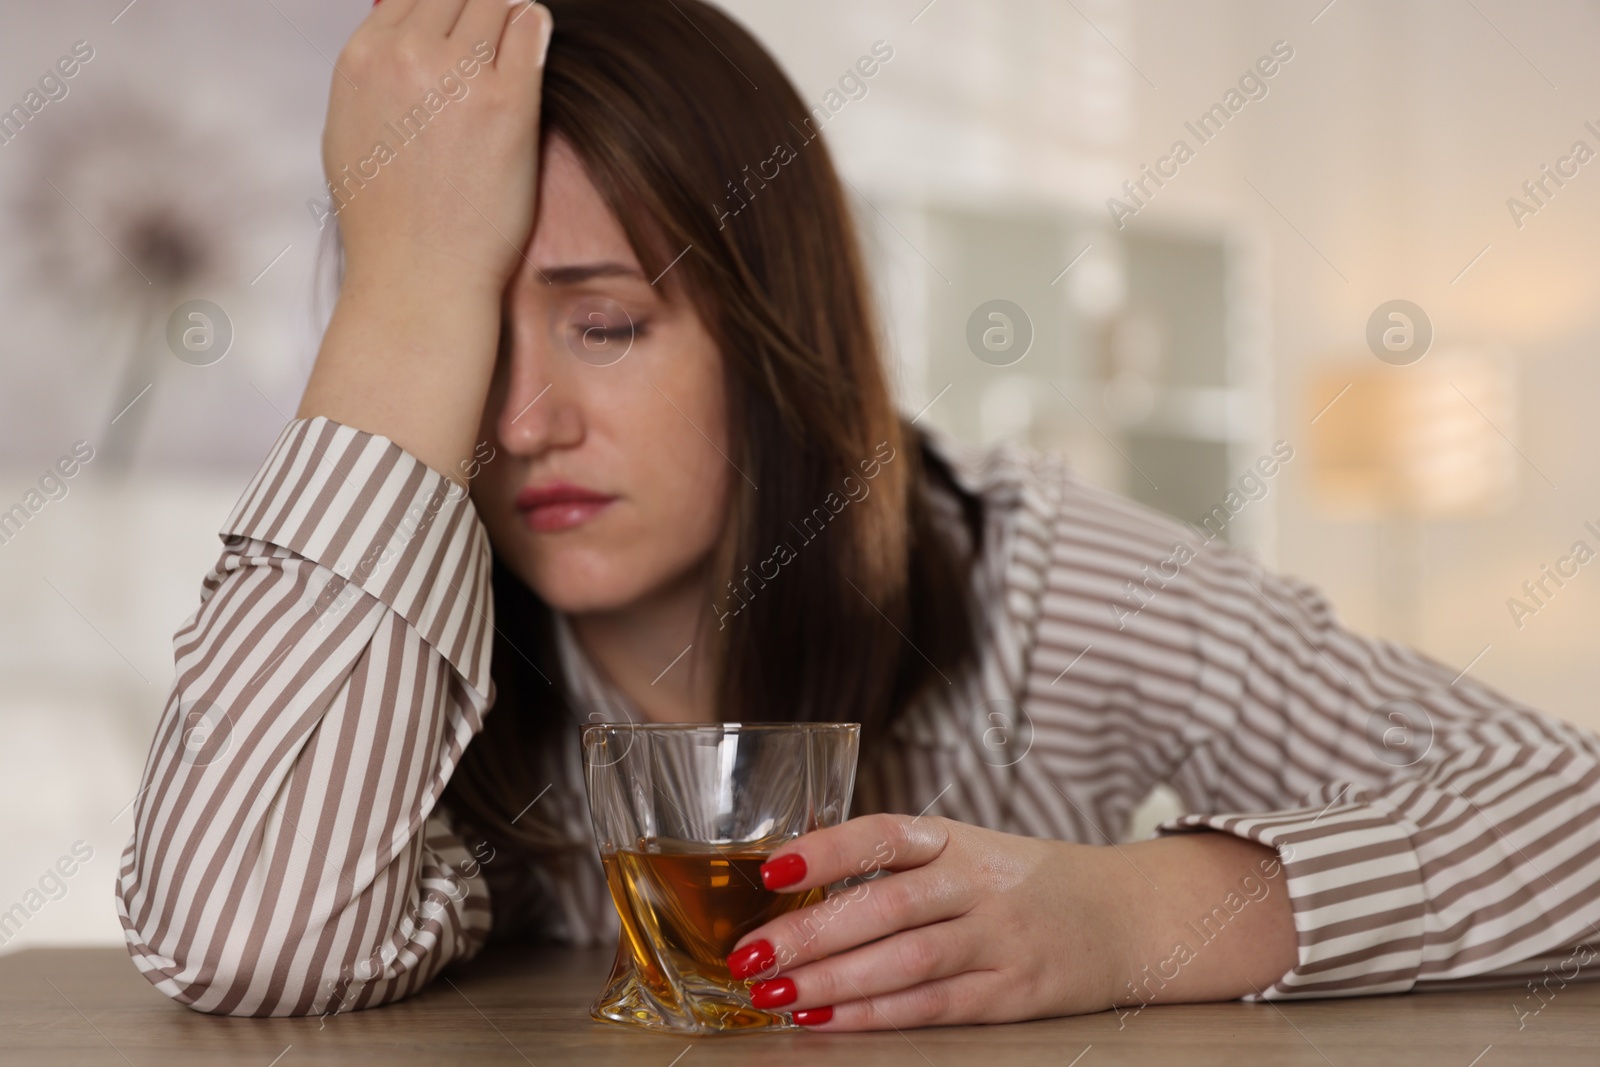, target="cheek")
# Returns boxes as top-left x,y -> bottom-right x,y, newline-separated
595,349 -> 729,593
648,448 -> 729,560
616,366 -> 731,559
